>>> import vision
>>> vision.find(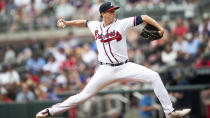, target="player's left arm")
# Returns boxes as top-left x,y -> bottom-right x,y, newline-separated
141,15 -> 164,36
